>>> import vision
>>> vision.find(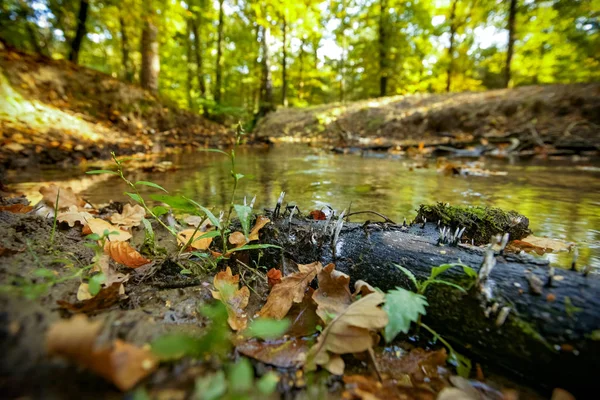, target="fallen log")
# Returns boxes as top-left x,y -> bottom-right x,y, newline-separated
258,213 -> 600,396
